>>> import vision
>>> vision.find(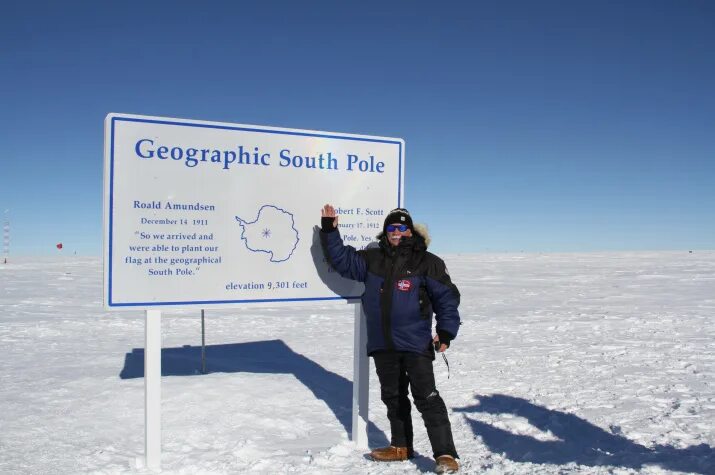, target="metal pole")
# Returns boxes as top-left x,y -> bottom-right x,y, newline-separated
352,302 -> 369,448
145,309 -> 162,472
201,309 -> 206,374
2,210 -> 9,264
